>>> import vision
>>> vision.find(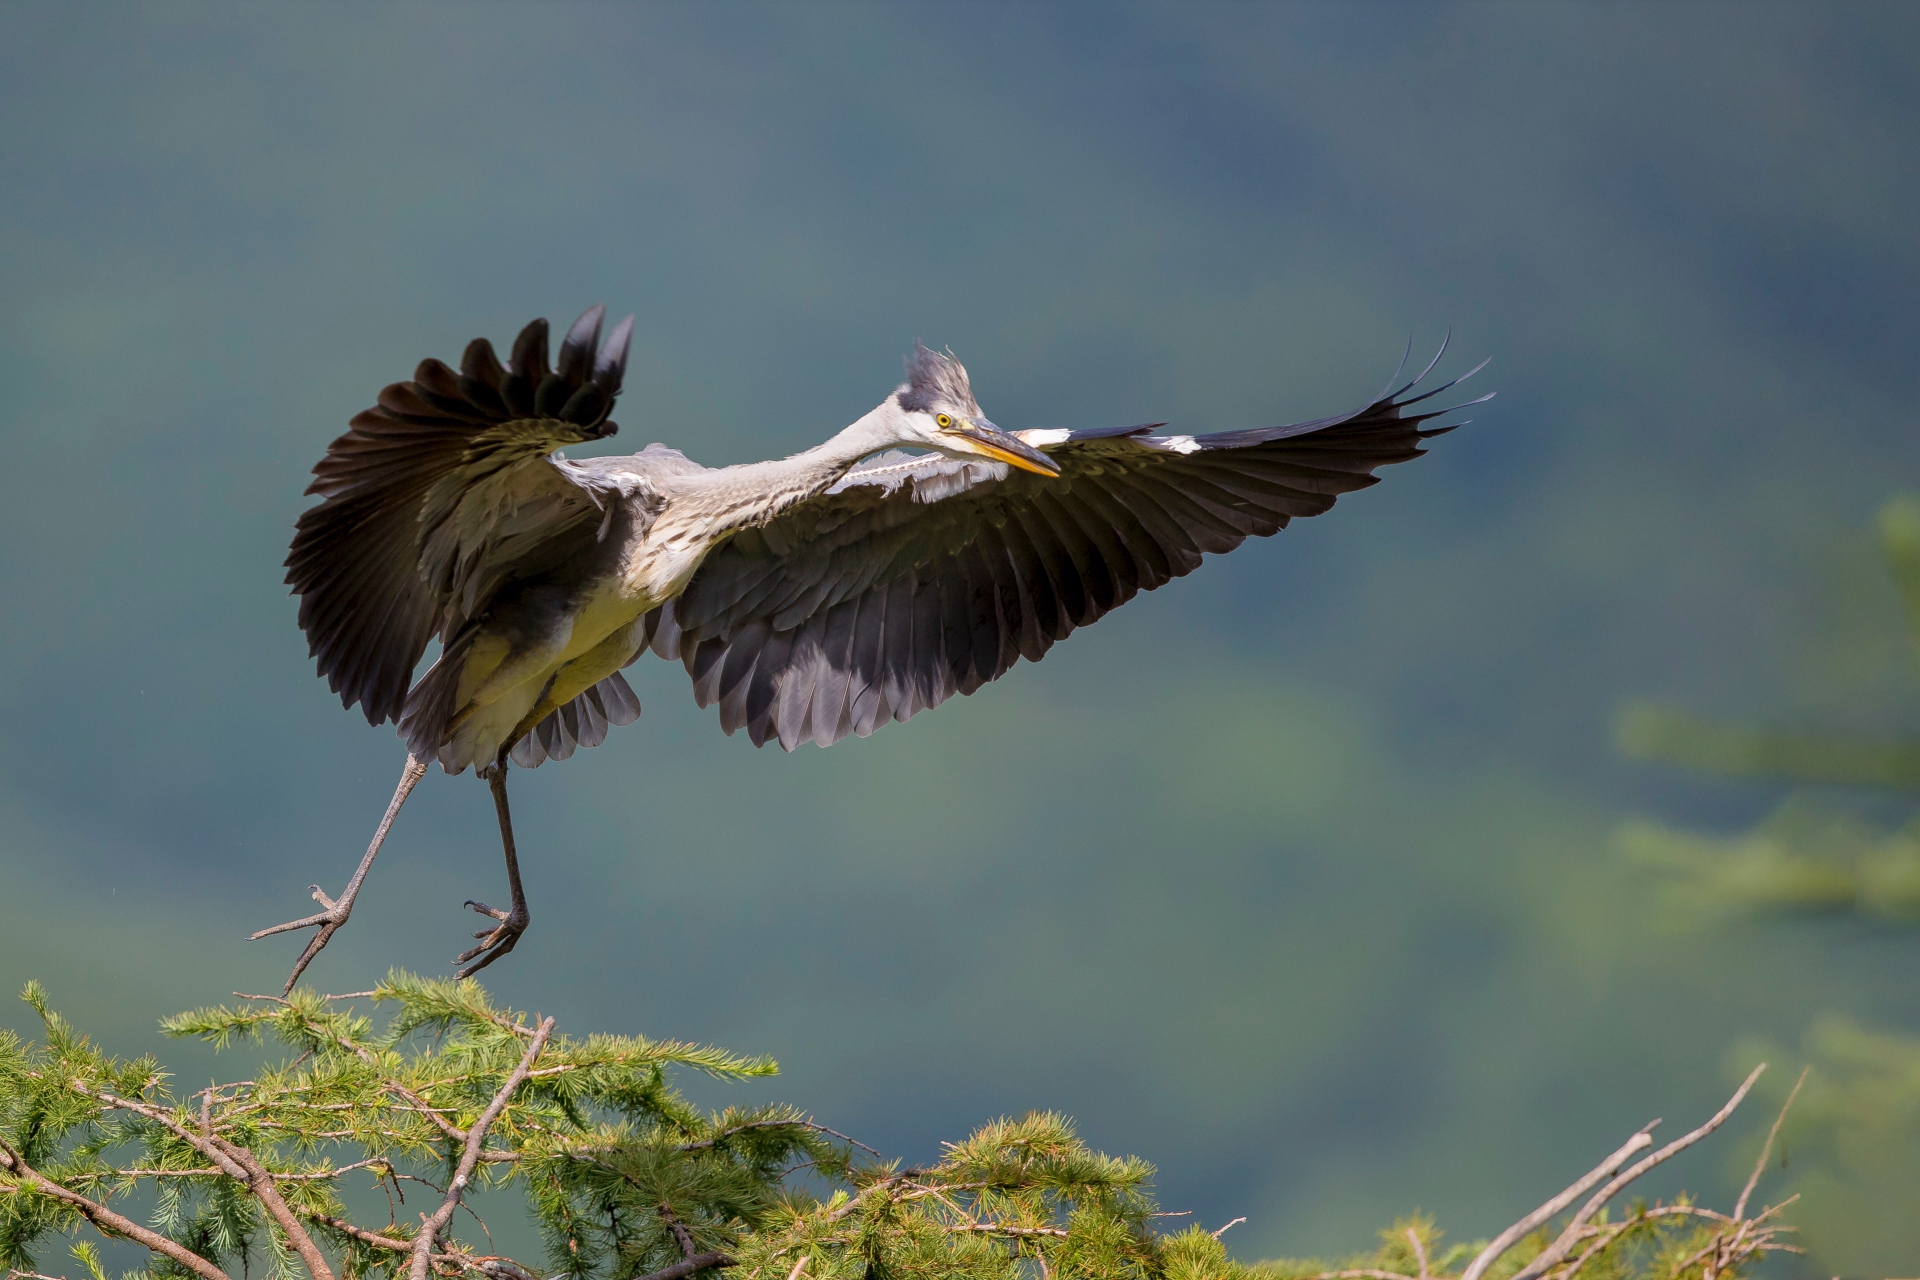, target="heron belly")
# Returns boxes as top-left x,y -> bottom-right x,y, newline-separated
440,532 -> 706,770
554,578 -> 657,666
